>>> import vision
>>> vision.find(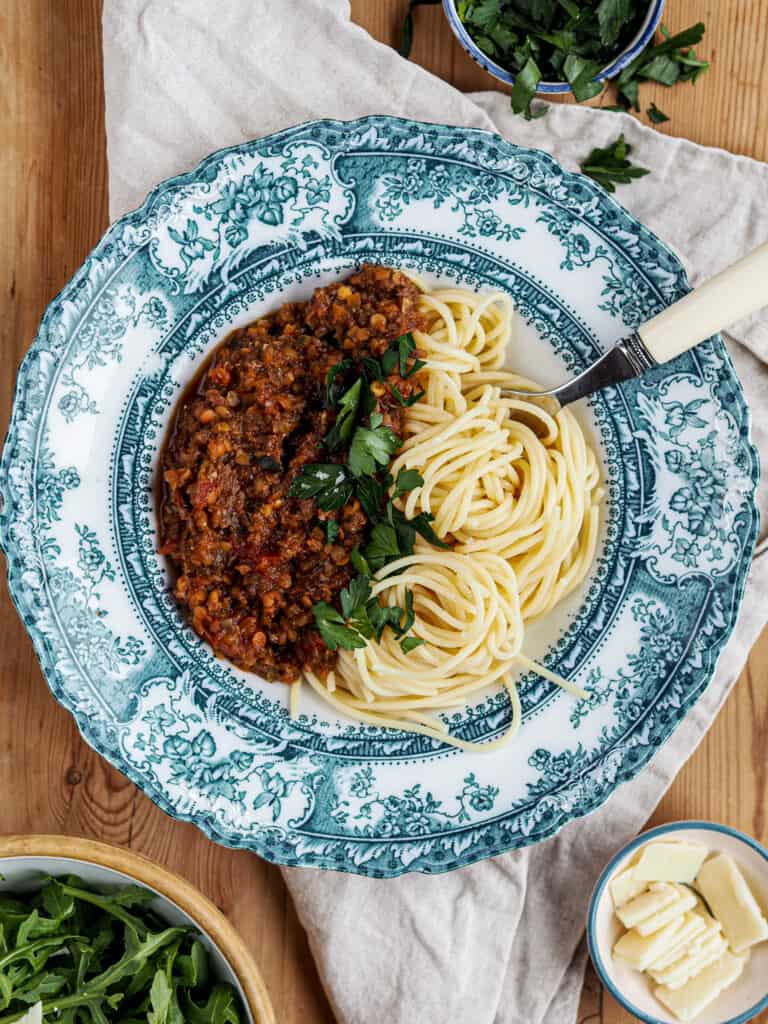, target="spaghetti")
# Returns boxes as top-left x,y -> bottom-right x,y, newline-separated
304,281 -> 603,749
